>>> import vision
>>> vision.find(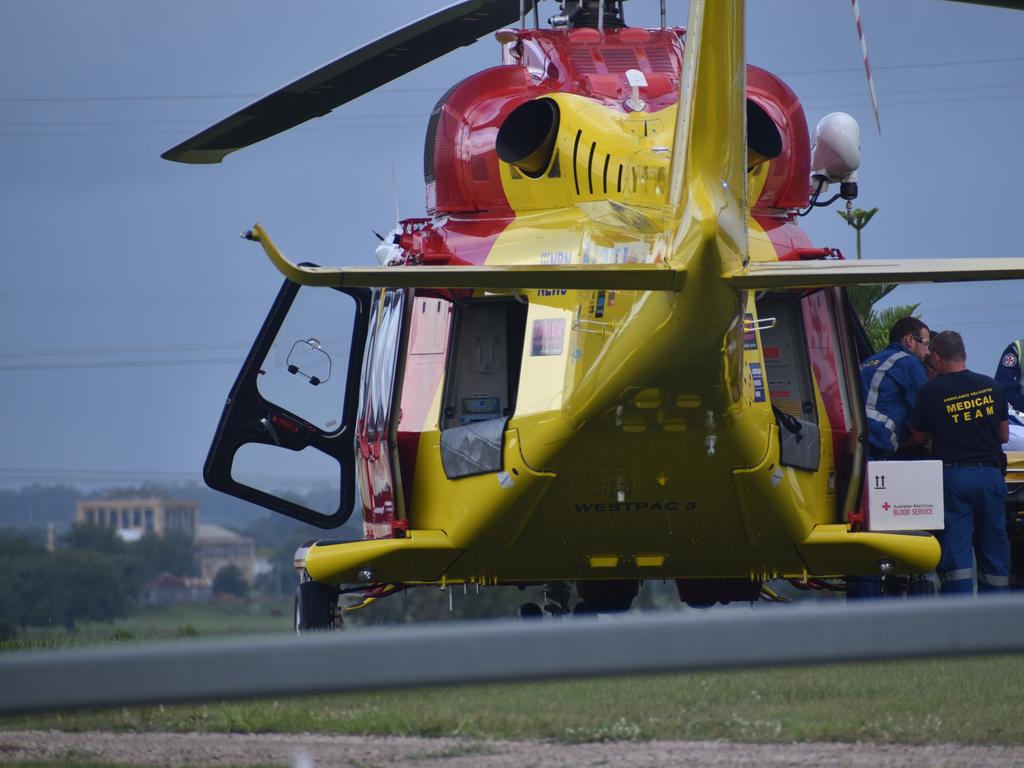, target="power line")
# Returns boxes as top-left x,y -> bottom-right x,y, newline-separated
800,90 -> 1024,110
0,336 -> 349,360
0,341 -> 252,359
0,467 -> 202,481
777,55 -> 1024,77
0,87 -> 447,104
0,93 -> 261,103
0,466 -> 333,489
8,79 -> 1024,132
913,301 -> 1024,314
0,122 -> 424,139
0,357 -> 241,372
0,114 -> 427,129
0,56 -> 1020,105
1,90 -> 1020,139
6,92 -> 1019,141
801,81 -> 1024,102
